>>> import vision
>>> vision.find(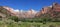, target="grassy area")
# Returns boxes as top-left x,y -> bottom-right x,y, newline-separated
0,16 -> 60,27
0,20 -> 60,27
